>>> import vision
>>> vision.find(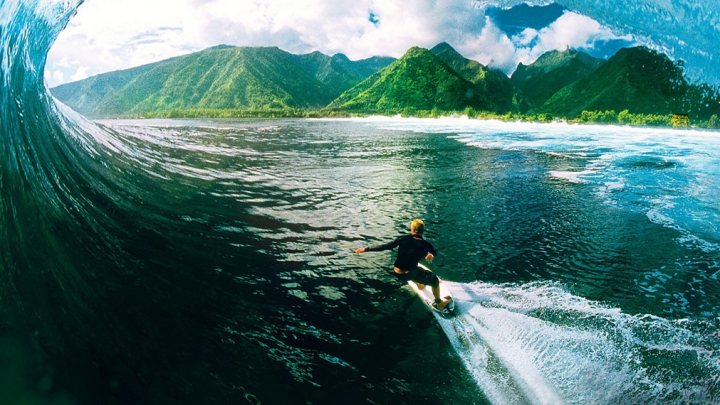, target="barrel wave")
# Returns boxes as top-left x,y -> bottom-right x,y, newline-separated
1,1 -> 213,402
0,1 -> 298,403
0,0 -> 112,339
2,1 -> 720,405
